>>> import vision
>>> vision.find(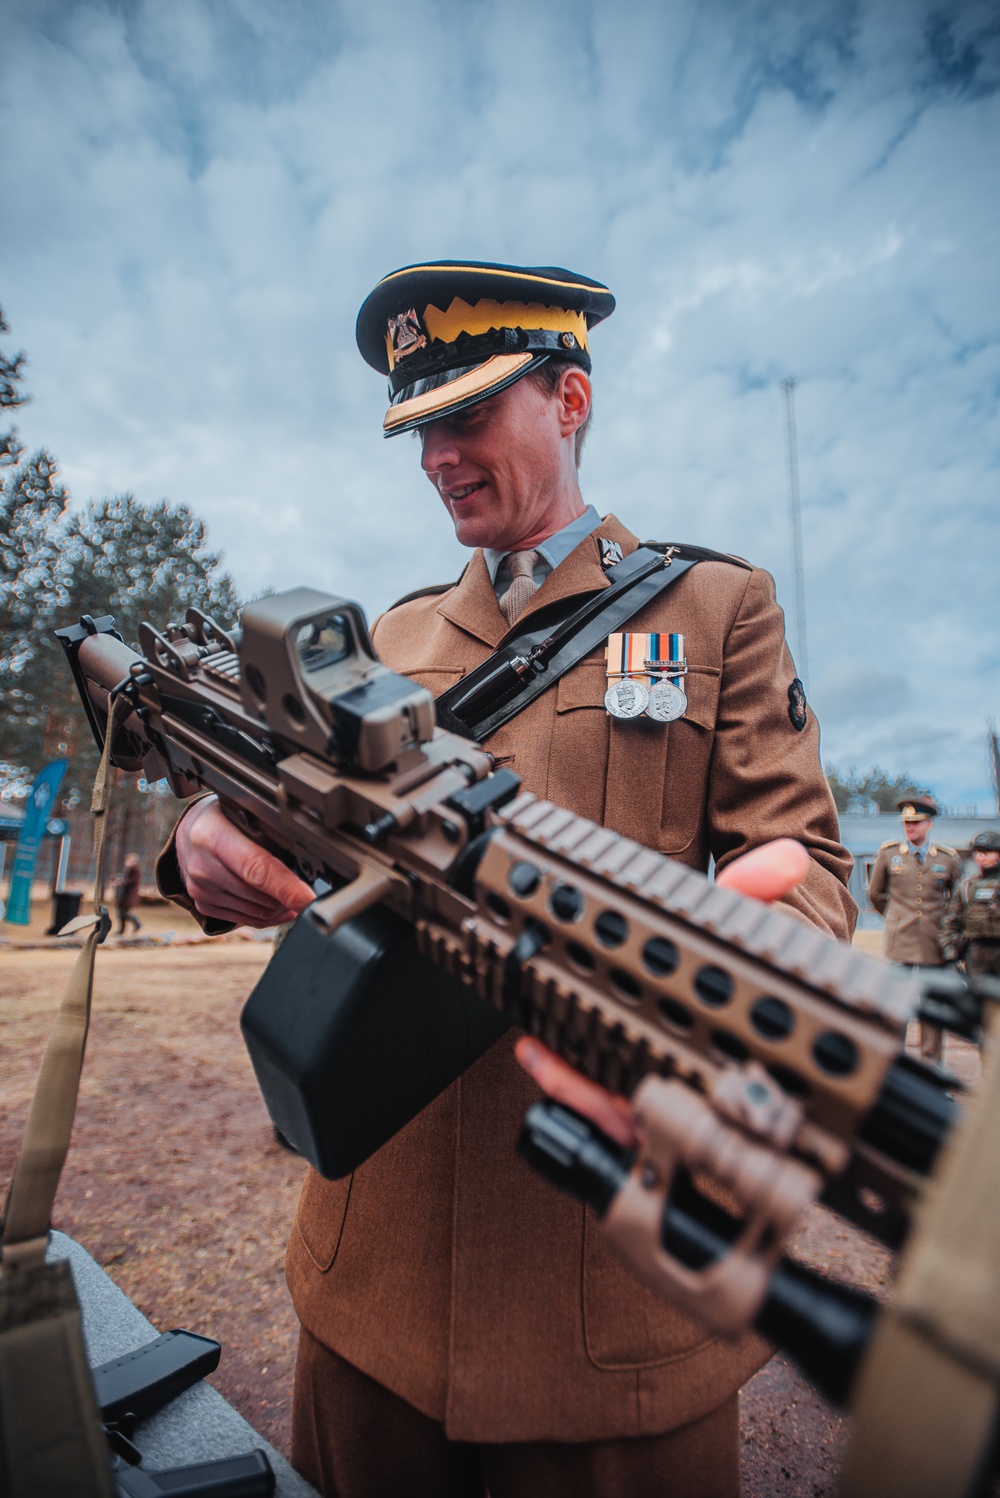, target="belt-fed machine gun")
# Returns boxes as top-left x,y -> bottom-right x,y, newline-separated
57,589 -> 1000,1489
